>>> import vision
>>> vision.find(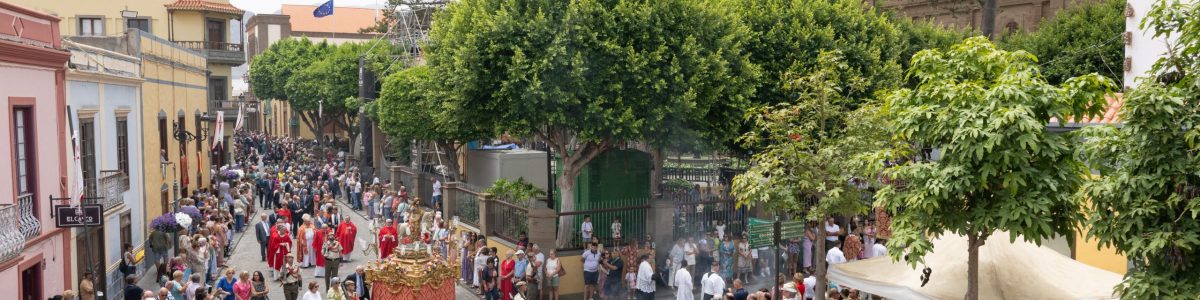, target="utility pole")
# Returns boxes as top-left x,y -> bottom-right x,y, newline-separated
773,215 -> 781,300
358,55 -> 378,180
